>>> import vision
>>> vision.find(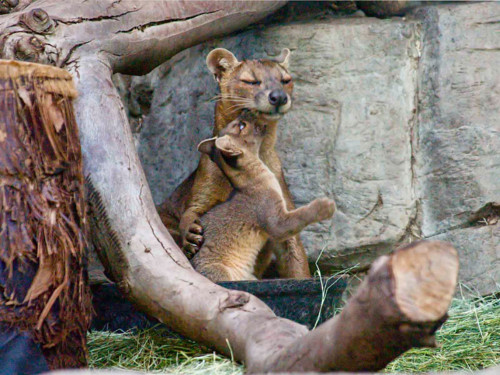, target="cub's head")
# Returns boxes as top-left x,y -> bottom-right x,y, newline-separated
206,48 -> 293,121
198,112 -> 264,180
